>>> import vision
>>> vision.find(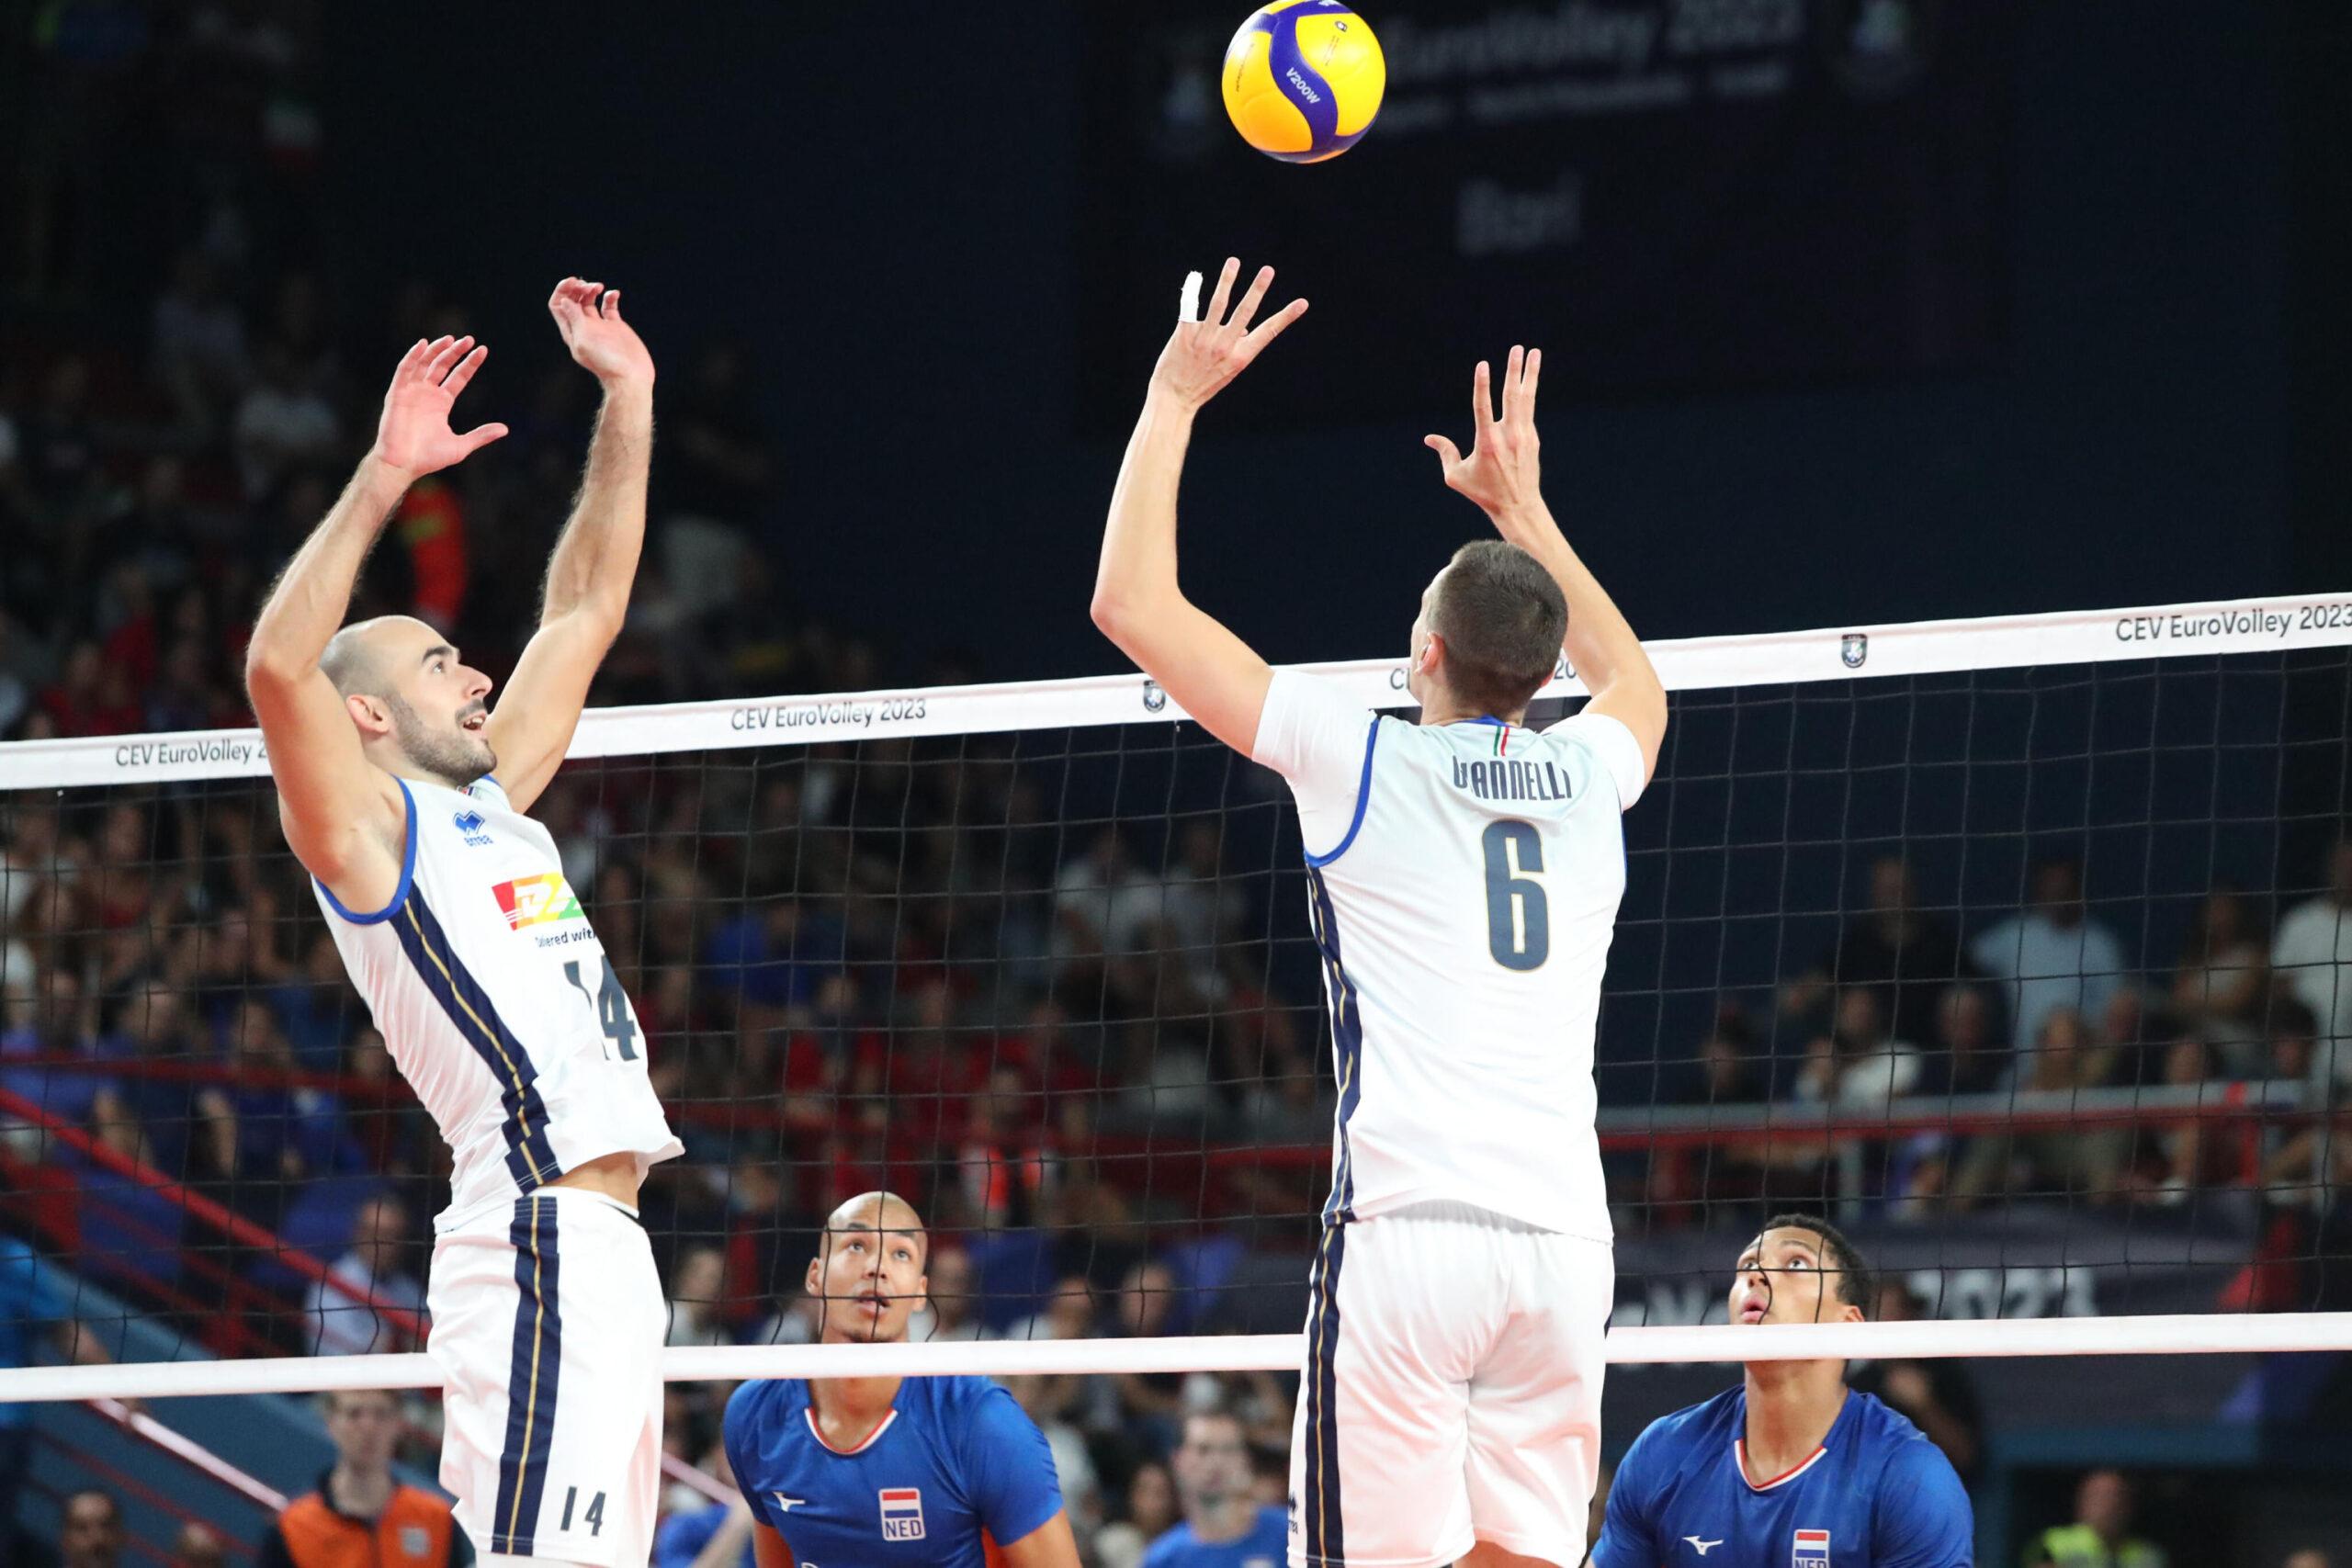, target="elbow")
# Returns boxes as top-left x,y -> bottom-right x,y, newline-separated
243,642 -> 307,696
1091,581 -> 1180,641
